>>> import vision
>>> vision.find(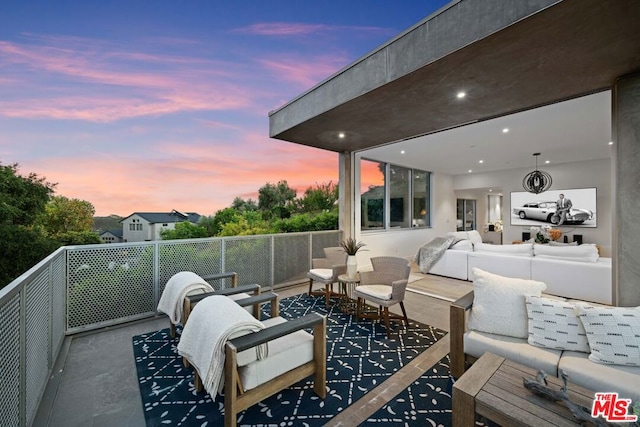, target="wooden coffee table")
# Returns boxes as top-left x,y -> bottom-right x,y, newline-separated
452,352 -> 597,426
